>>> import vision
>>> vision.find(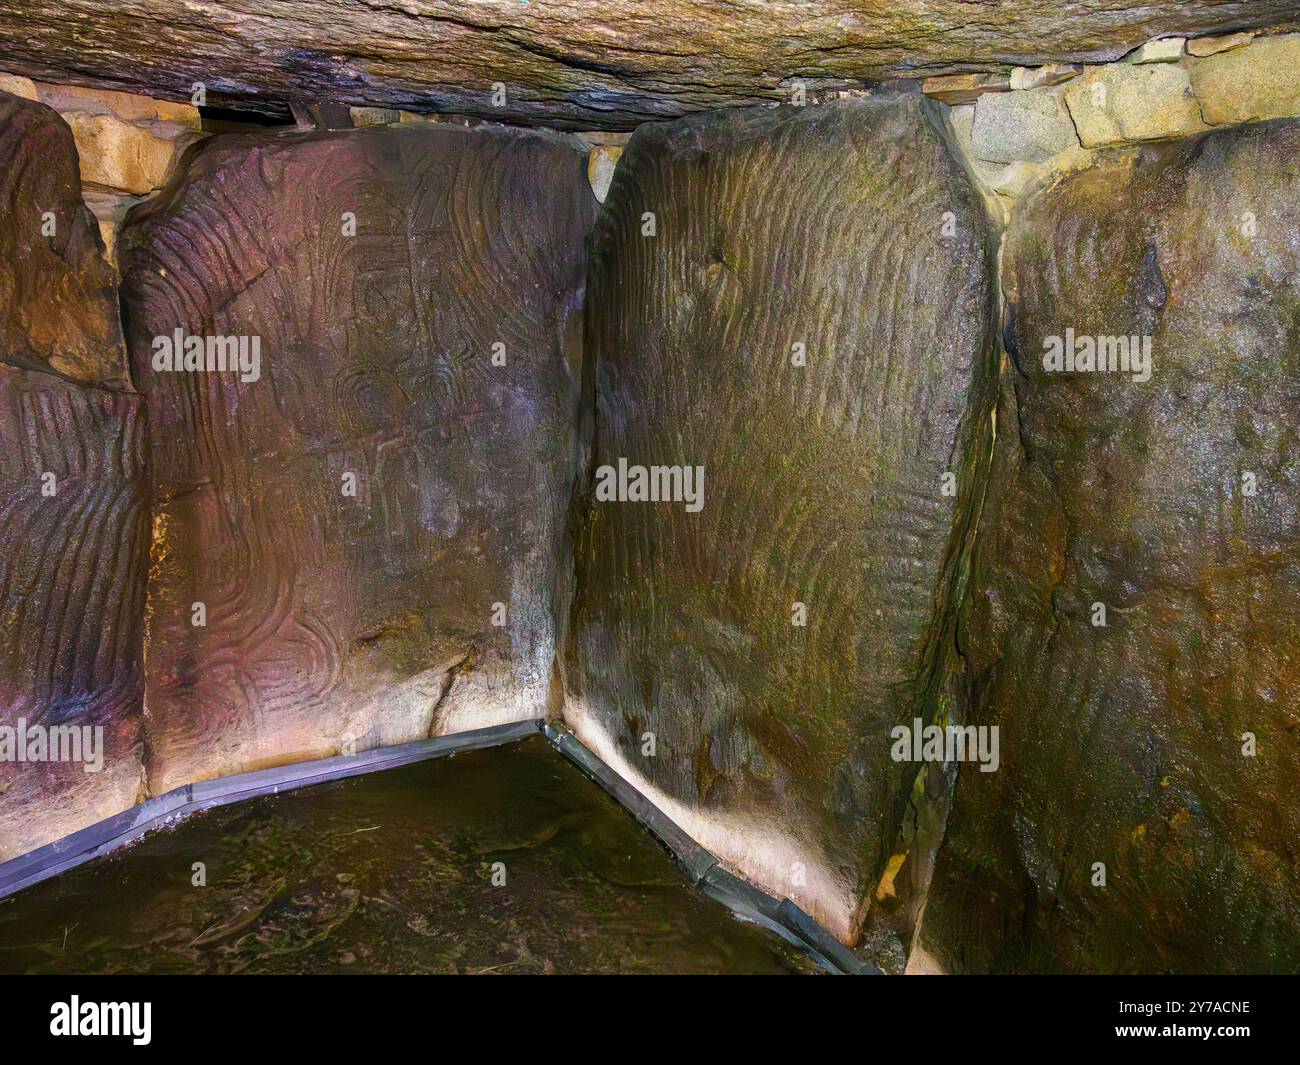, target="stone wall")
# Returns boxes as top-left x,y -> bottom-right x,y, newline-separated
18,78 -> 201,262
919,117 -> 1300,974
930,30 -> 1300,204
559,27 -> 1300,967
2,16 -> 1299,974
1,85 -> 595,851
